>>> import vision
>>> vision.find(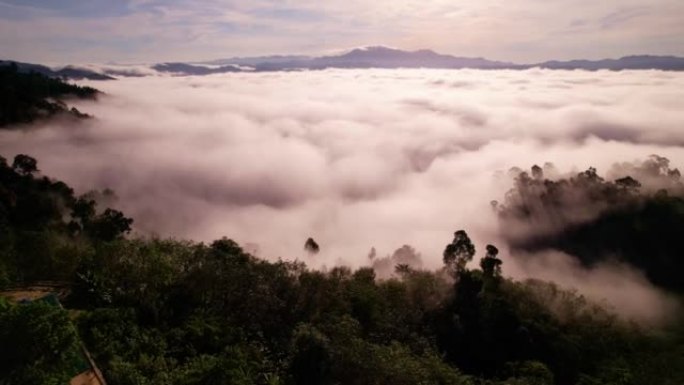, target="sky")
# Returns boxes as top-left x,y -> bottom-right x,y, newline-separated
1,0 -> 684,63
